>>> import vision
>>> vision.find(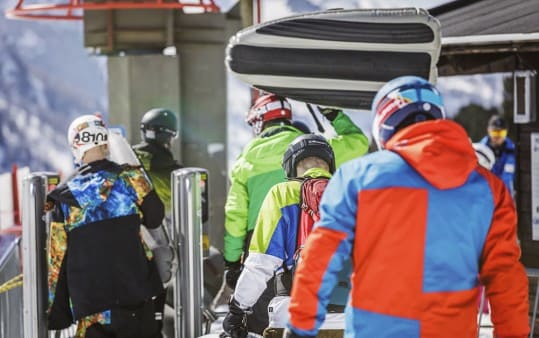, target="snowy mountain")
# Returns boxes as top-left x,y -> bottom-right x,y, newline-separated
0,0 -> 505,175
0,6 -> 106,174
